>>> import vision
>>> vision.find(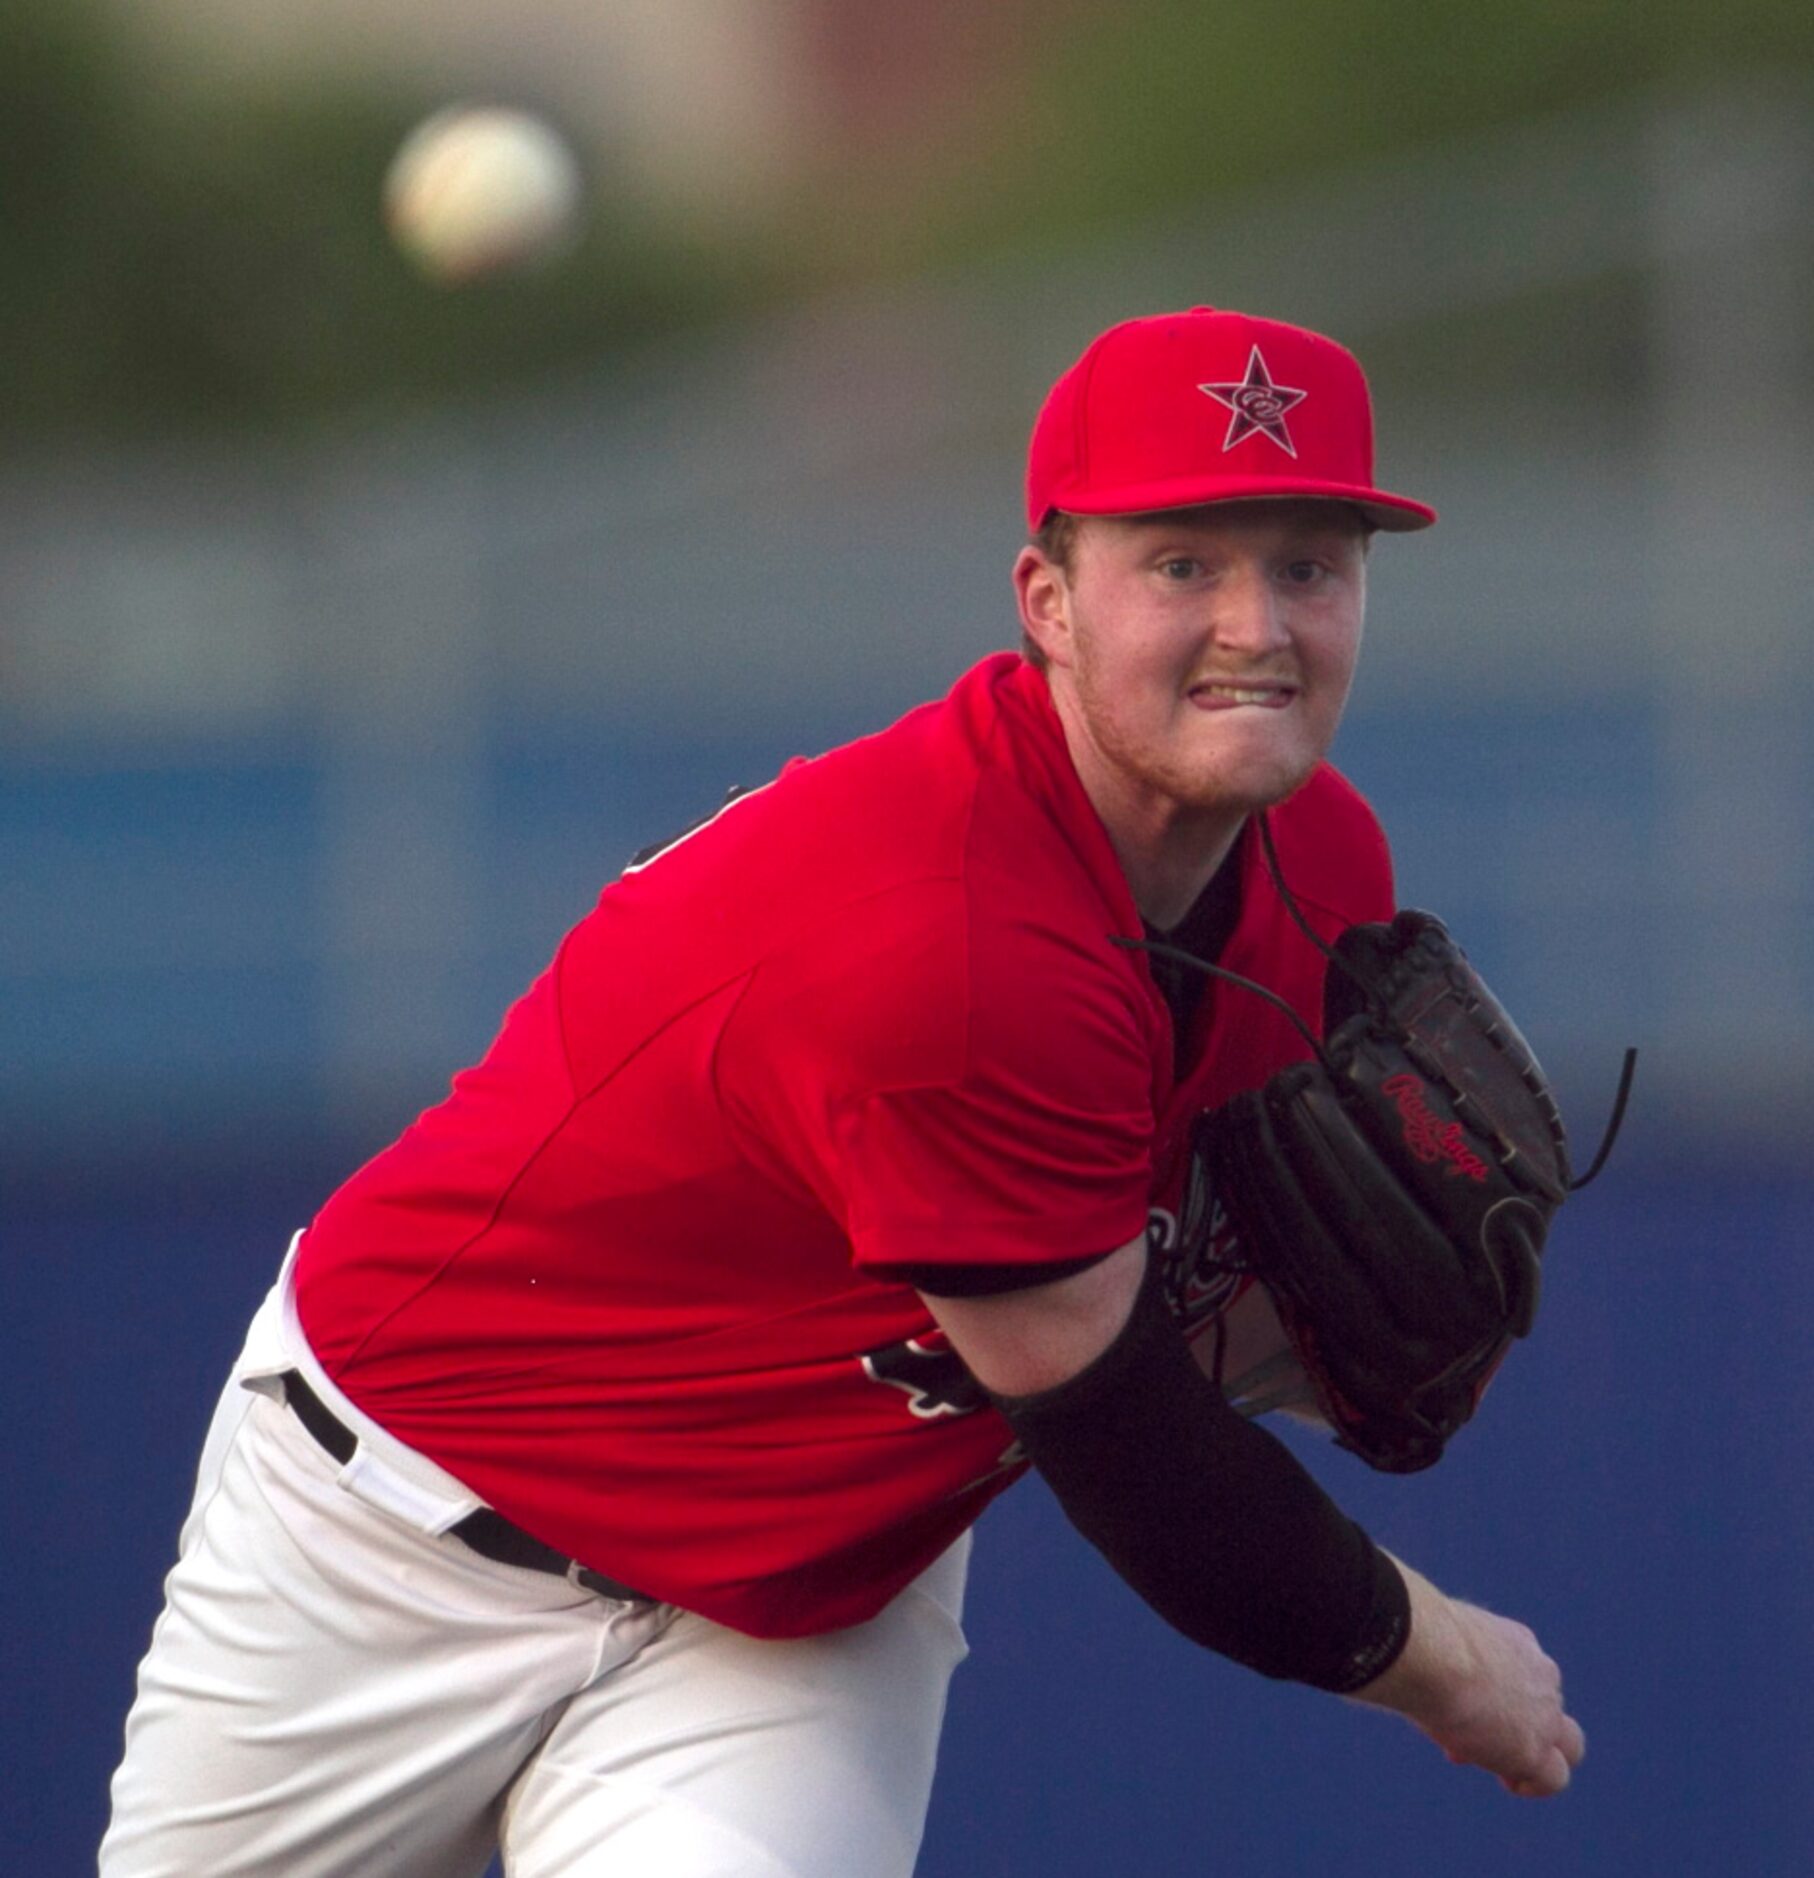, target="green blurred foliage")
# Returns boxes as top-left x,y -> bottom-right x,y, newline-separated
916,0 -> 1814,263
4,0 -> 1807,440
0,1 -> 760,443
